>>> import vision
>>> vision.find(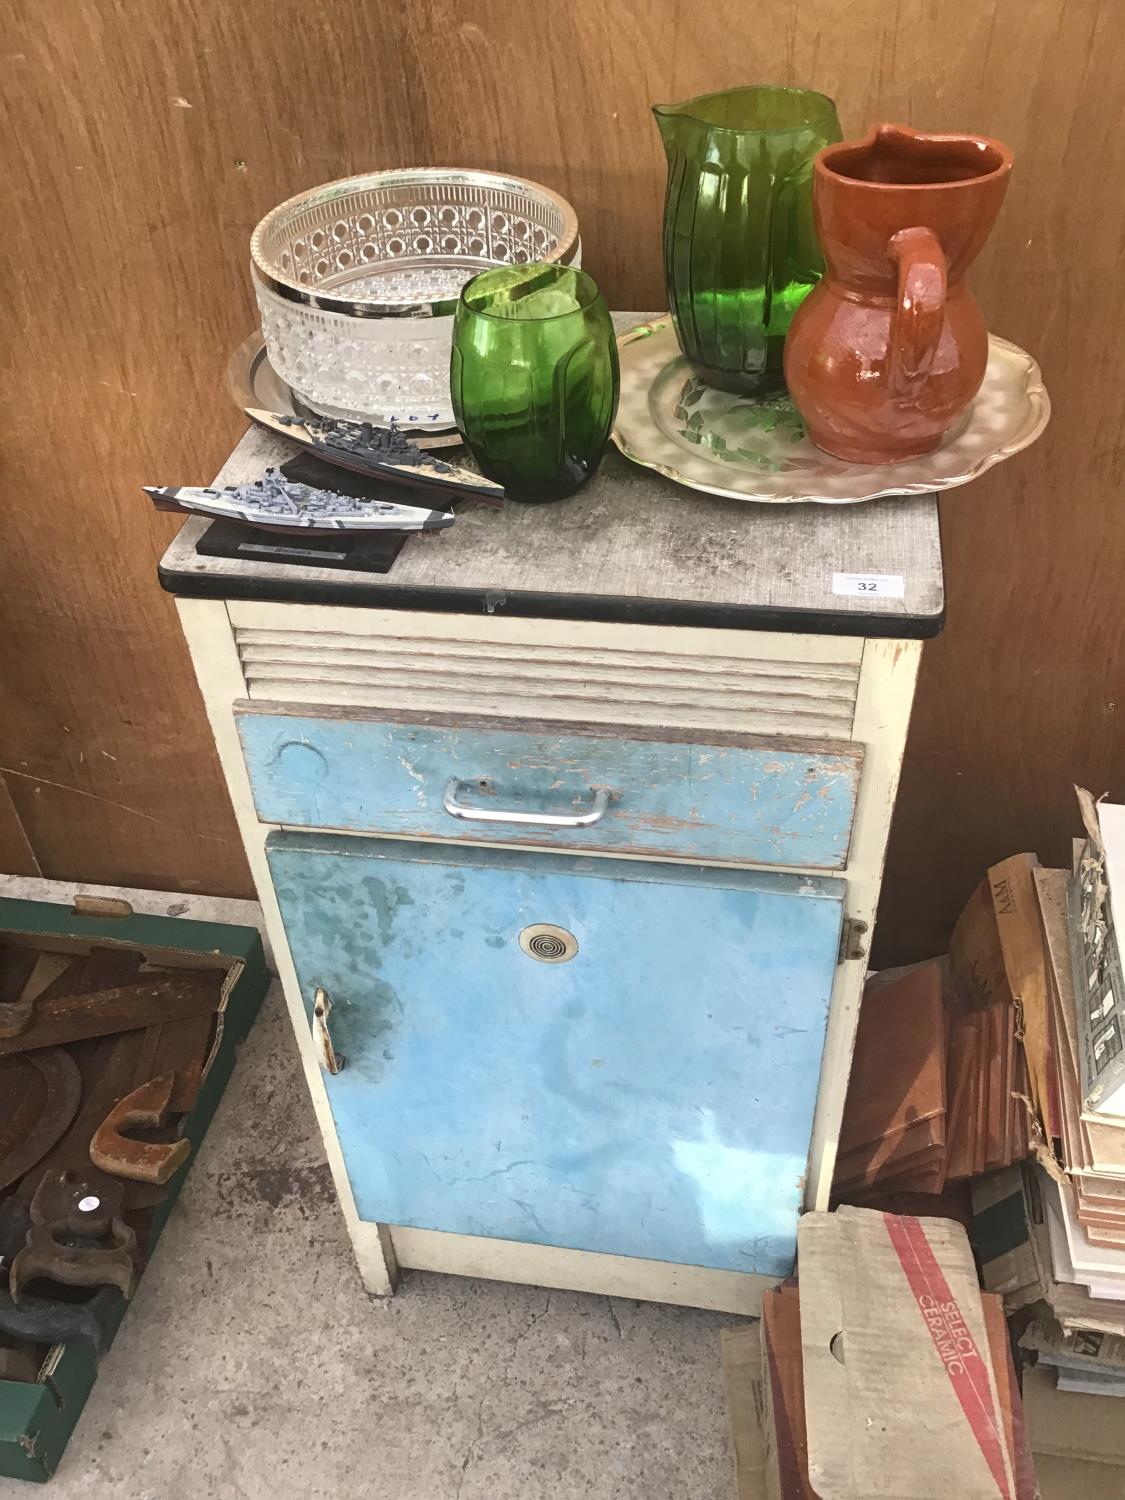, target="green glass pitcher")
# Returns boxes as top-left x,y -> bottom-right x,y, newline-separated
654,86 -> 842,395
